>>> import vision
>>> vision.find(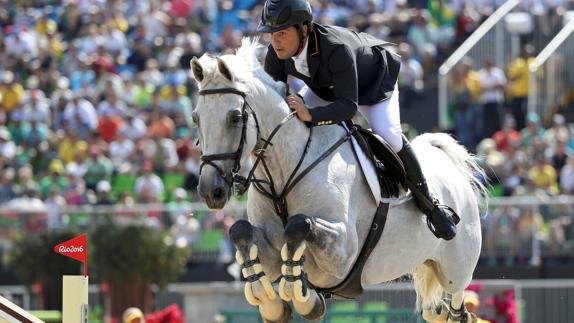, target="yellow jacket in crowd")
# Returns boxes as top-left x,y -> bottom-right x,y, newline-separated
507,57 -> 535,98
